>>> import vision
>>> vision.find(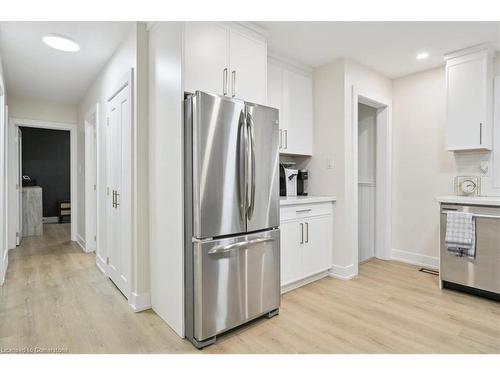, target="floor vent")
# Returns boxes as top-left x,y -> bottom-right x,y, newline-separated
419,268 -> 439,276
